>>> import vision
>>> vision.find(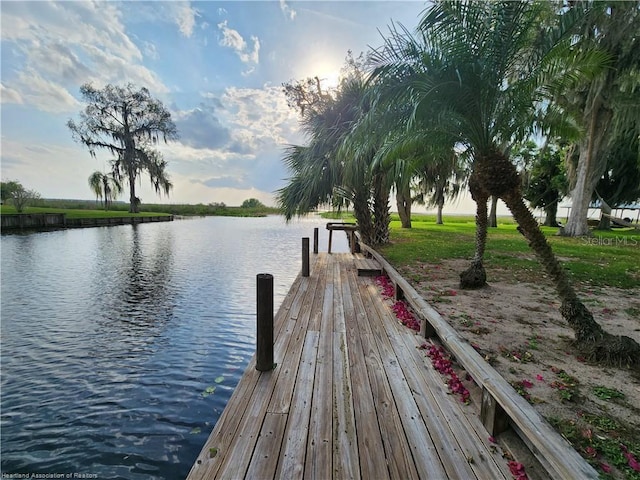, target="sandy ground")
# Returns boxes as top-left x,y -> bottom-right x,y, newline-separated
396,258 -> 640,478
